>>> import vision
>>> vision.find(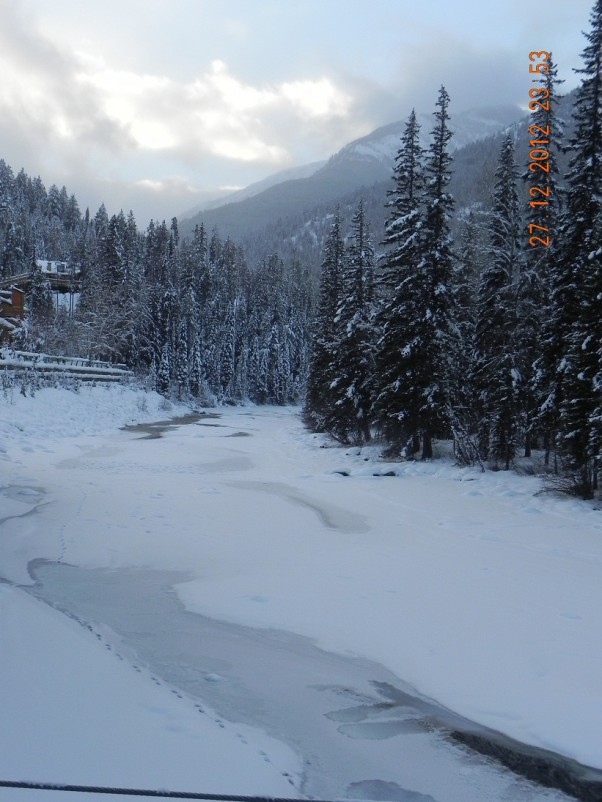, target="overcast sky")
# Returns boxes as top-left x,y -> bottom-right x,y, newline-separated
0,0 -> 594,224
